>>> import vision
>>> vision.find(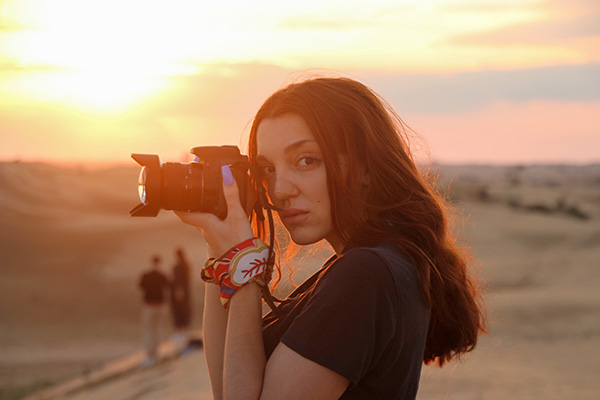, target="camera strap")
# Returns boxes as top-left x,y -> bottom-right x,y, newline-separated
245,162 -> 288,317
